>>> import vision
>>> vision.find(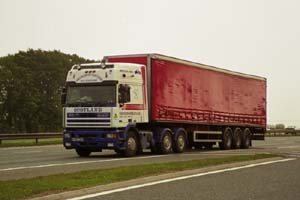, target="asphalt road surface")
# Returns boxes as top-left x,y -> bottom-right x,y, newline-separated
0,137 -> 300,181
86,157 -> 300,200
